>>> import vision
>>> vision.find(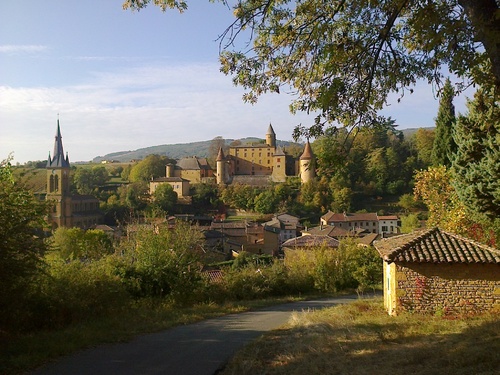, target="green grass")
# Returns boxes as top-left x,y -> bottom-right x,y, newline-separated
221,298 -> 500,375
0,296 -> 305,375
